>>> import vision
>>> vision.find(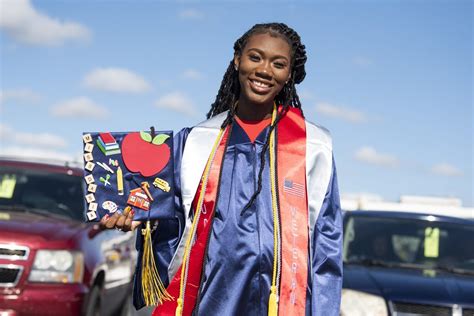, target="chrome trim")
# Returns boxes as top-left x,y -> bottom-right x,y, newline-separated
453,304 -> 462,316
389,300 -> 471,316
388,301 -> 397,316
0,264 -> 23,287
0,244 -> 30,261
